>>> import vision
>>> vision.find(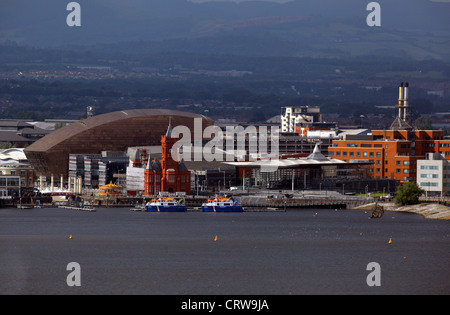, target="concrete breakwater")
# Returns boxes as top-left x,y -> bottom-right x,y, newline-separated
356,202 -> 450,220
